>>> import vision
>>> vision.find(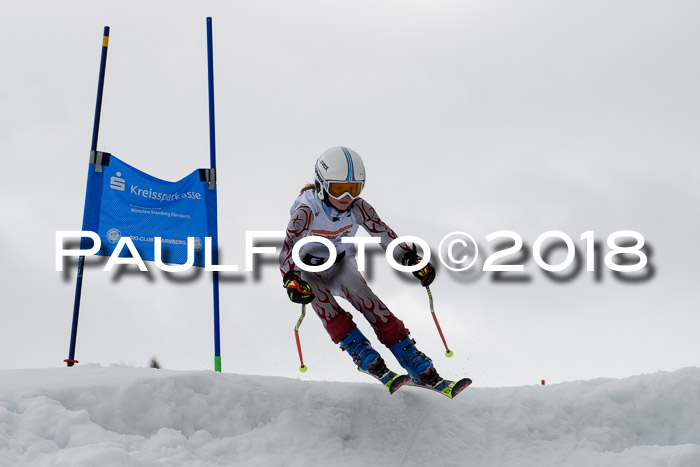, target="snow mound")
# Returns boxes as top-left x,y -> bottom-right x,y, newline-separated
1,366 -> 699,466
